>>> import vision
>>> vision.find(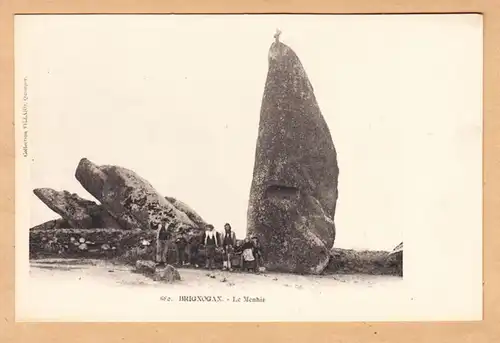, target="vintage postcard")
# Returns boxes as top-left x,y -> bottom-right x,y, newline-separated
14,14 -> 482,322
